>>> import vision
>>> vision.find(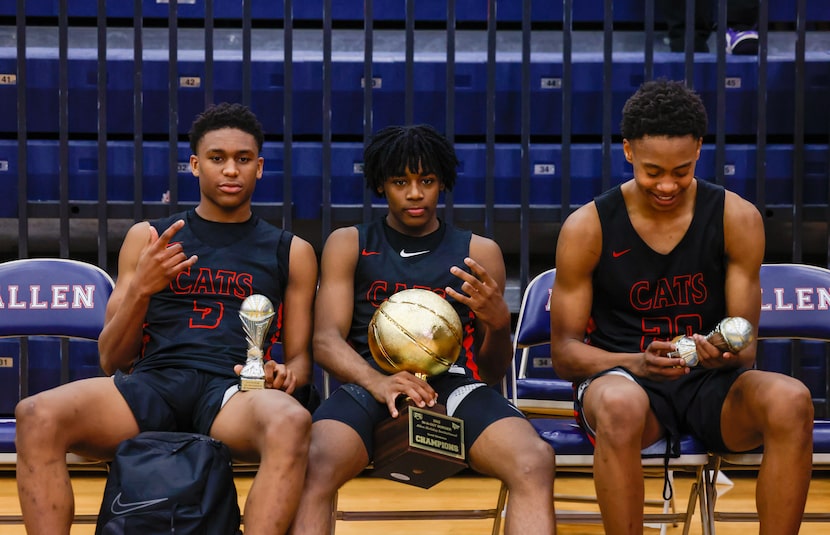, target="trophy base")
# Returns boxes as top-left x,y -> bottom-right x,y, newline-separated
240,377 -> 265,391
371,403 -> 468,489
